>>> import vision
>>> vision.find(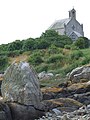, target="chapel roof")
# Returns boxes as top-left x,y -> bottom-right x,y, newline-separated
49,18 -> 71,29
